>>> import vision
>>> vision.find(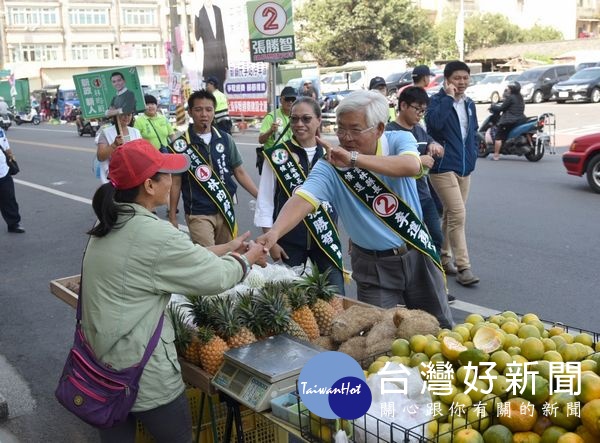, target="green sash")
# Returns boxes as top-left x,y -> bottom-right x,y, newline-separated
264,142 -> 343,270
169,131 -> 238,237
334,165 -> 441,270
